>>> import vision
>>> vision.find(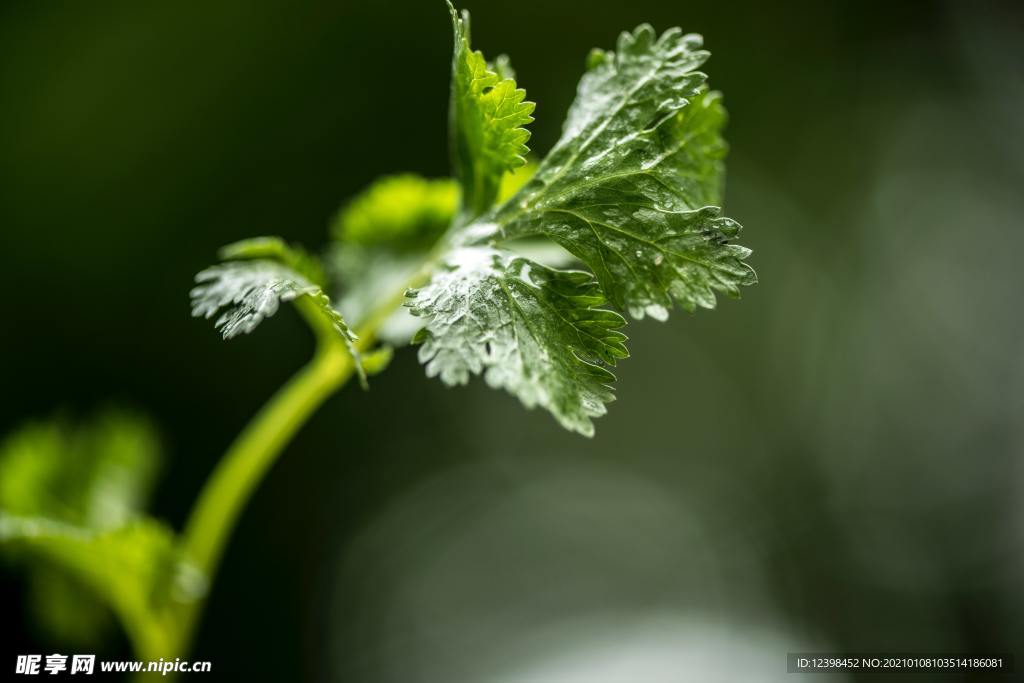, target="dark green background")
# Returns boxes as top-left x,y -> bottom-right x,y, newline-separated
2,0 -> 1022,680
